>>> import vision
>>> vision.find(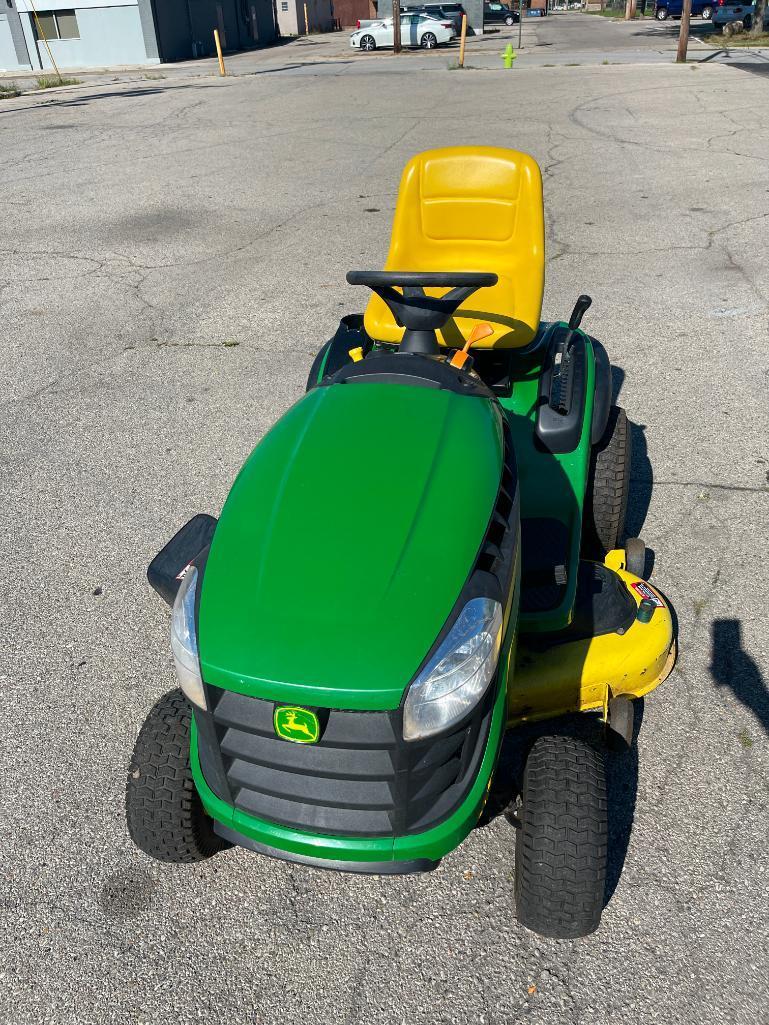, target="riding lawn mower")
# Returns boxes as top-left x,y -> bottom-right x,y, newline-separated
126,146 -> 676,938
